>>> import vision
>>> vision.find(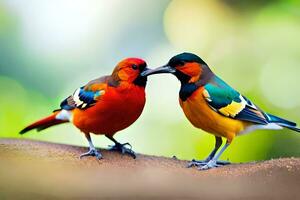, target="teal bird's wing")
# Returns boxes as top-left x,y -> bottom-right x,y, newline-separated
203,76 -> 268,125
60,76 -> 109,110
